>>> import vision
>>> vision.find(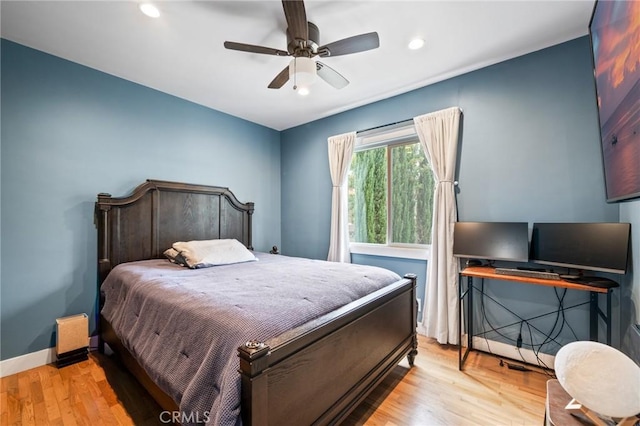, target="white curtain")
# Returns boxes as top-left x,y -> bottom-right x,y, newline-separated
414,107 -> 462,344
327,131 -> 356,263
